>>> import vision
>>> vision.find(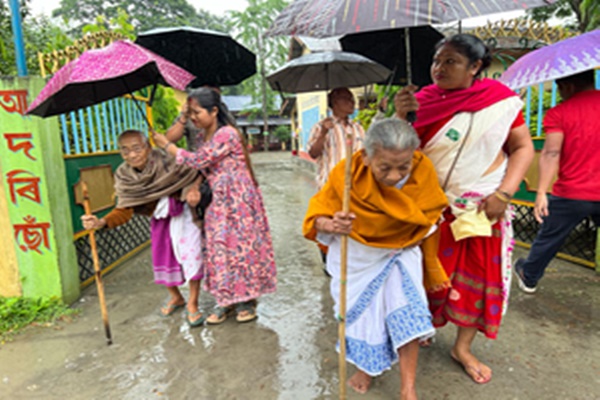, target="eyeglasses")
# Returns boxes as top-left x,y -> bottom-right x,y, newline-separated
119,146 -> 145,156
